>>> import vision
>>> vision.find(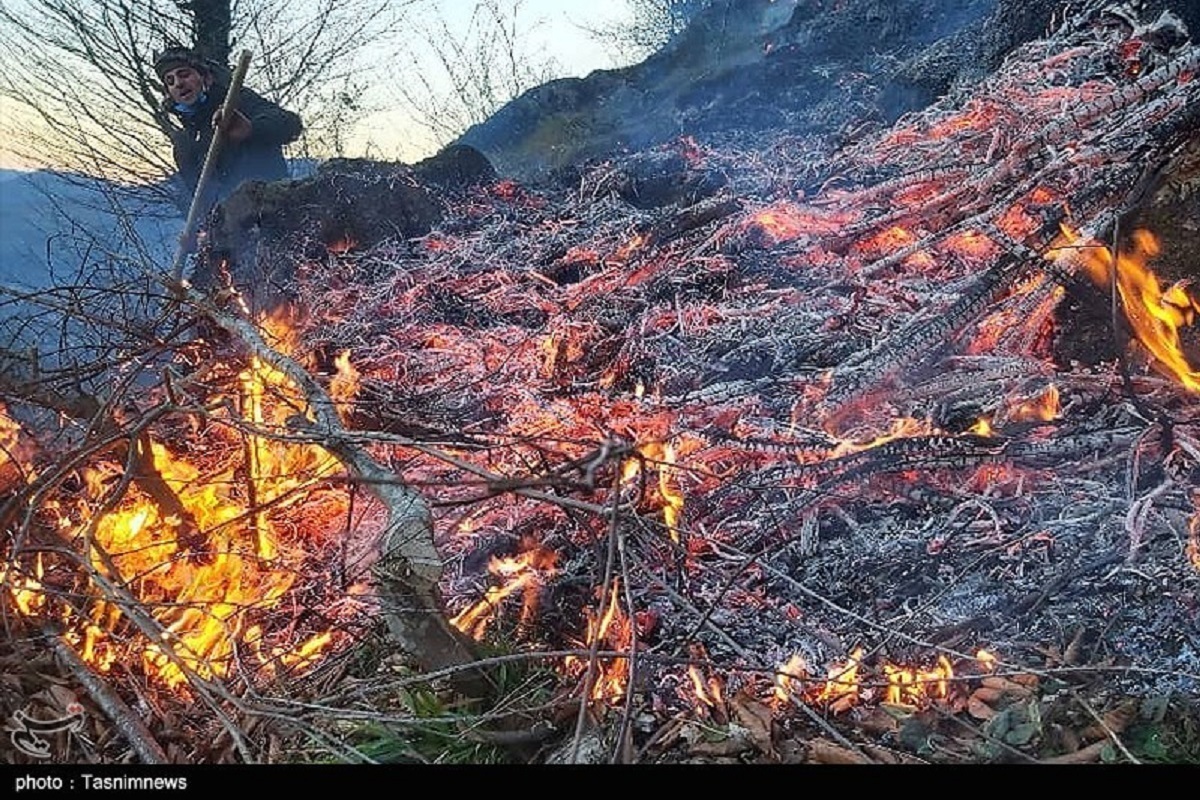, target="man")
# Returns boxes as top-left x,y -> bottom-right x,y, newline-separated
154,46 -> 302,213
